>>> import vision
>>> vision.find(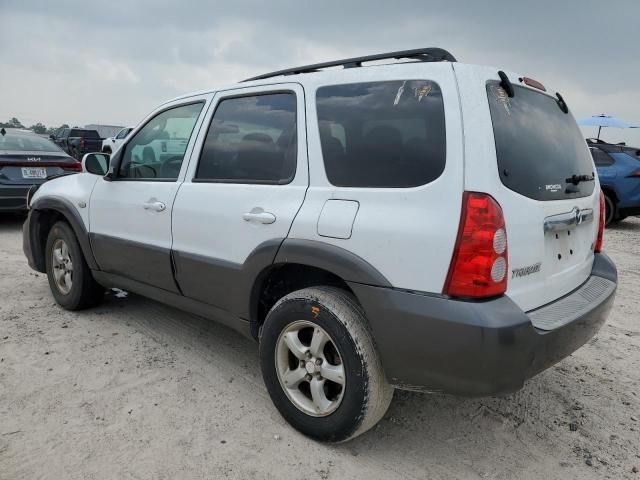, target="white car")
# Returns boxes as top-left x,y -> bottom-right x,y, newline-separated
23,48 -> 617,442
101,127 -> 133,154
